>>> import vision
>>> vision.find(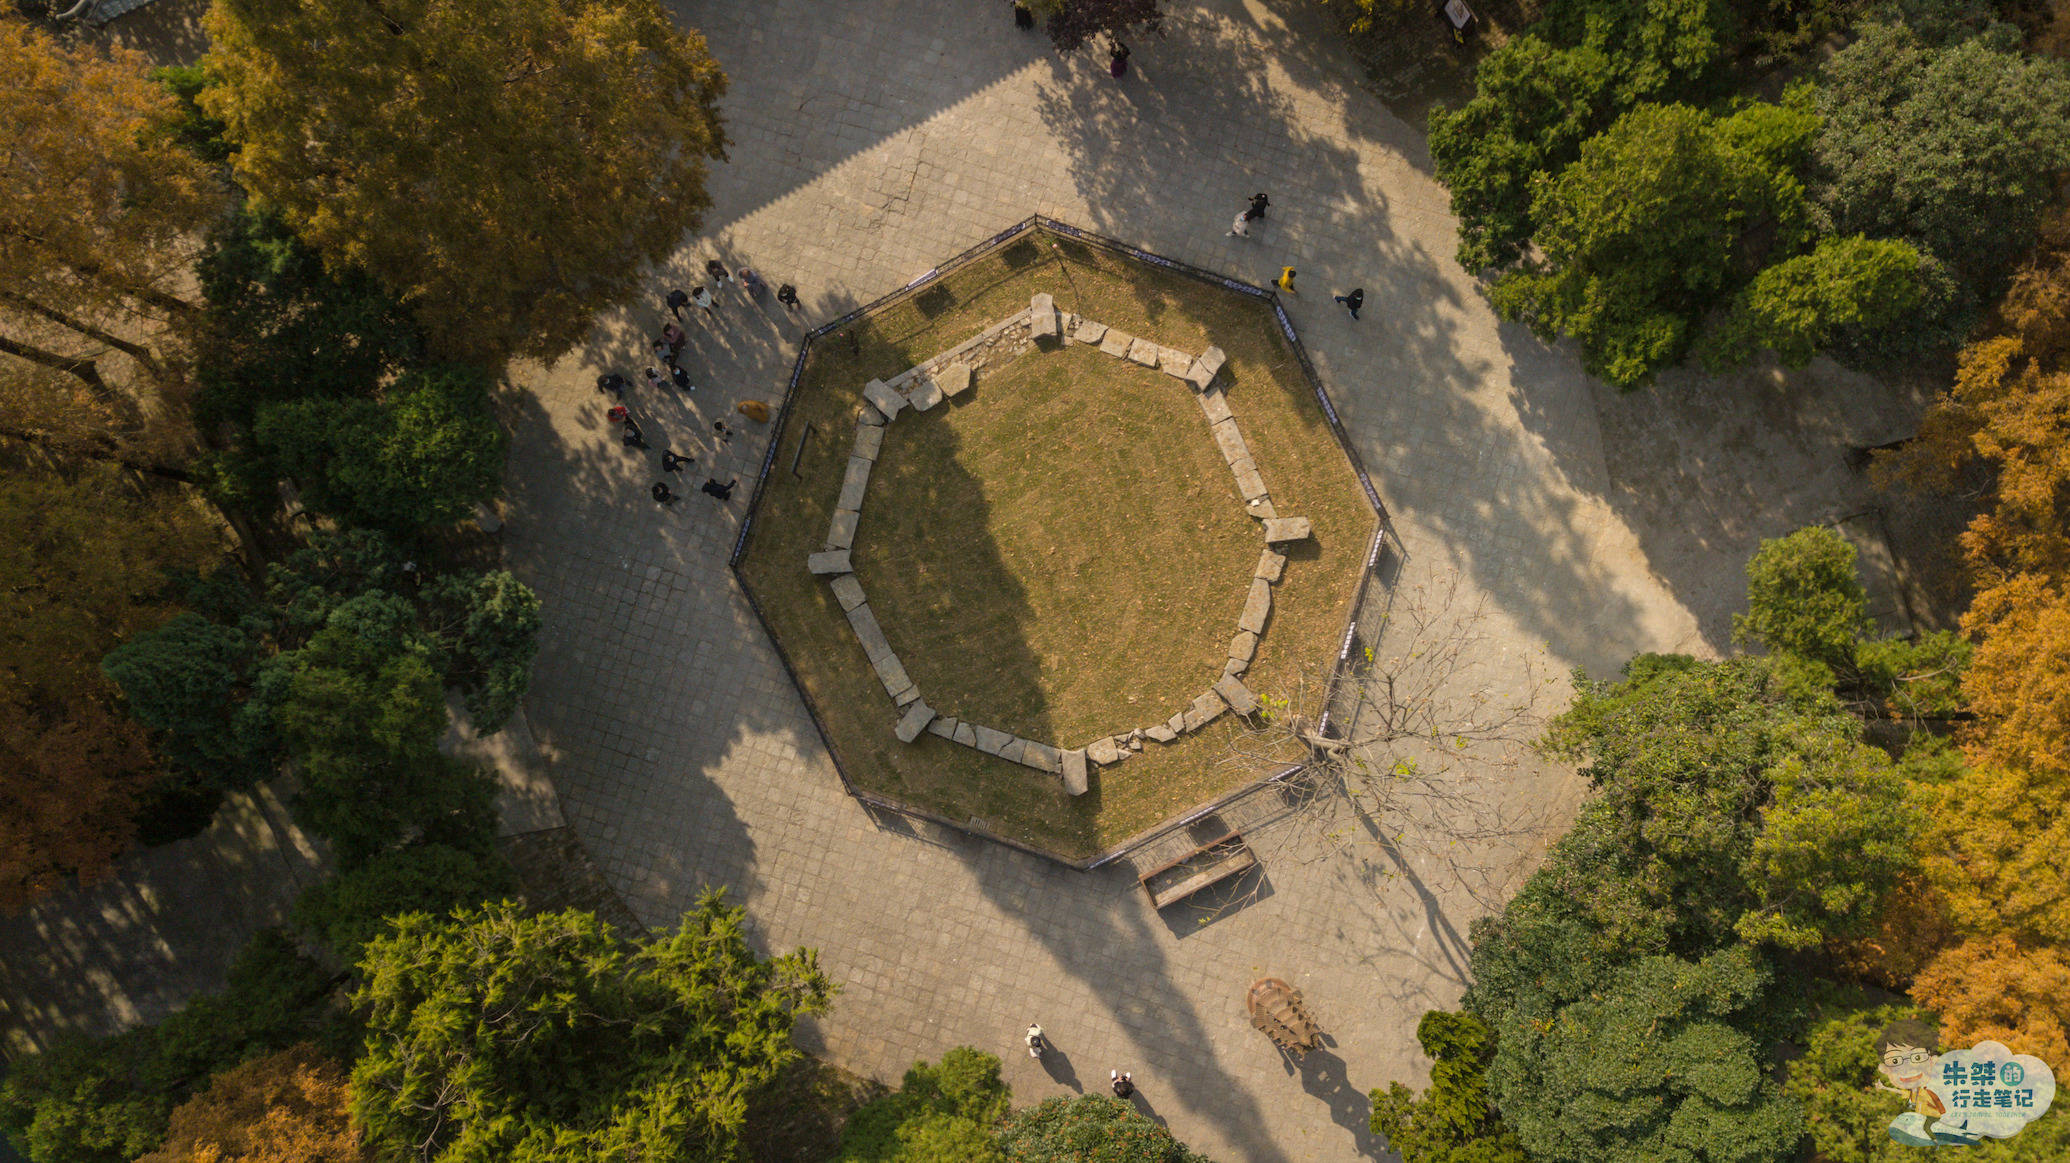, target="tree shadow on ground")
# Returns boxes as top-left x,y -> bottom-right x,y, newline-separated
1290,1045 -> 1386,1156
